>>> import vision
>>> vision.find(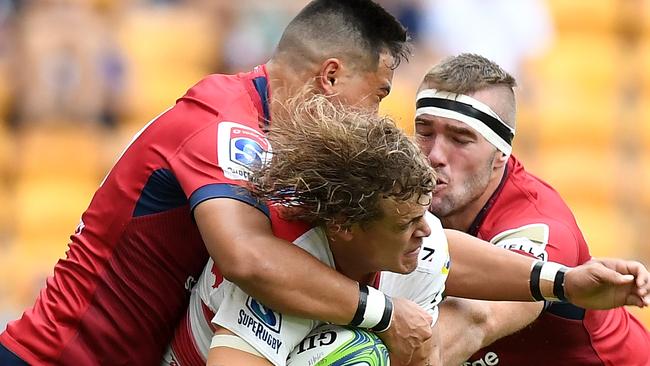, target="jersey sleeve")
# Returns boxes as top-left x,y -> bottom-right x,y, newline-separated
211,284 -> 318,366
209,226 -> 333,366
168,120 -> 270,216
488,219 -> 582,266
379,213 -> 450,326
